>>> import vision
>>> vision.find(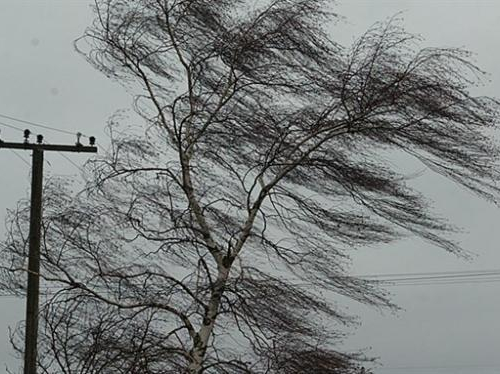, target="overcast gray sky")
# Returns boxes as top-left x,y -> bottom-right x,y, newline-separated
0,1 -> 499,373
